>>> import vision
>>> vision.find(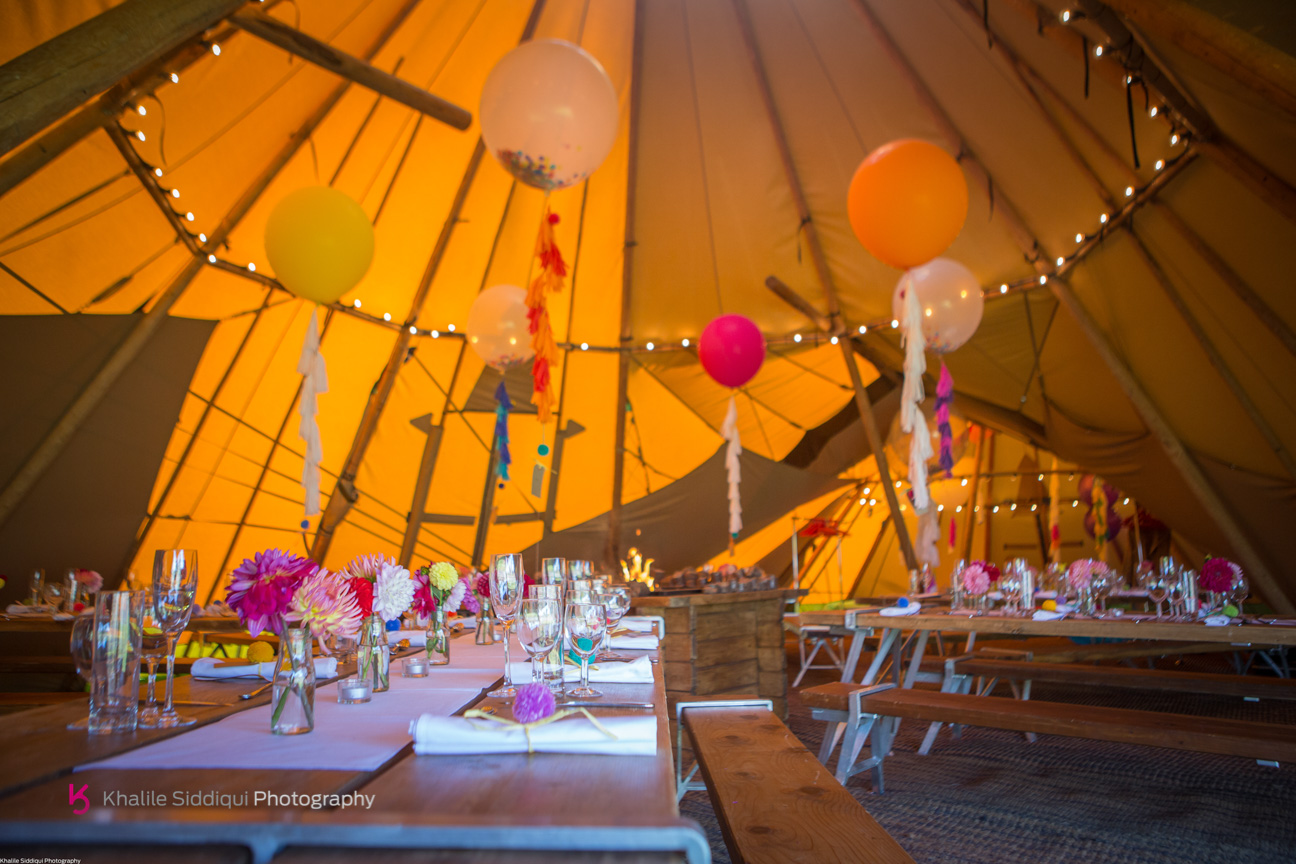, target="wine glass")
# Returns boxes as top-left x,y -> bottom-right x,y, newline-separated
65,611 -> 95,731
137,590 -> 169,728
516,599 -> 561,685
153,549 -> 198,728
998,569 -> 1023,615
565,601 -> 606,699
488,553 -> 523,699
1143,574 -> 1170,619
595,588 -> 631,658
